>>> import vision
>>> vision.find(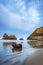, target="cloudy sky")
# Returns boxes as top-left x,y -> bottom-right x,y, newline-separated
0,0 -> 43,39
